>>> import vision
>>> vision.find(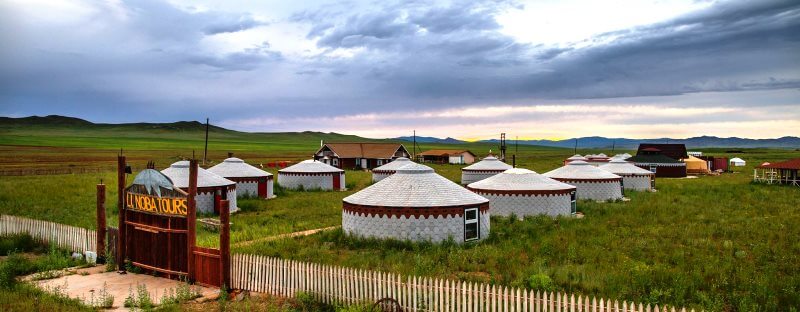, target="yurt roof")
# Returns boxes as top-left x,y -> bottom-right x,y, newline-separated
462,156 -> 512,171
599,159 -> 654,175
730,157 -> 745,162
372,157 -> 413,172
279,159 -> 344,173
344,163 -> 488,207
208,157 -> 272,178
467,168 -> 575,192
543,160 -> 621,180
567,154 -> 587,161
161,161 -> 235,188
